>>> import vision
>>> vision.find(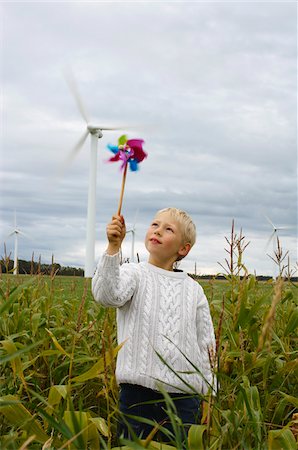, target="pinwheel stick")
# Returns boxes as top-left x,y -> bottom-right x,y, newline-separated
117,162 -> 128,215
107,137 -> 147,215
